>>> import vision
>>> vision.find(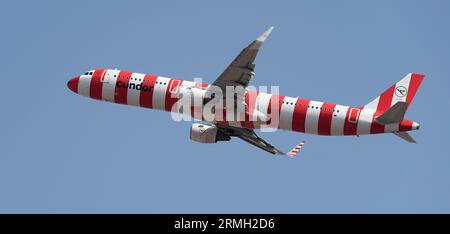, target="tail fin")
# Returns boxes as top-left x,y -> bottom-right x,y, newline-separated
364,73 -> 425,113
